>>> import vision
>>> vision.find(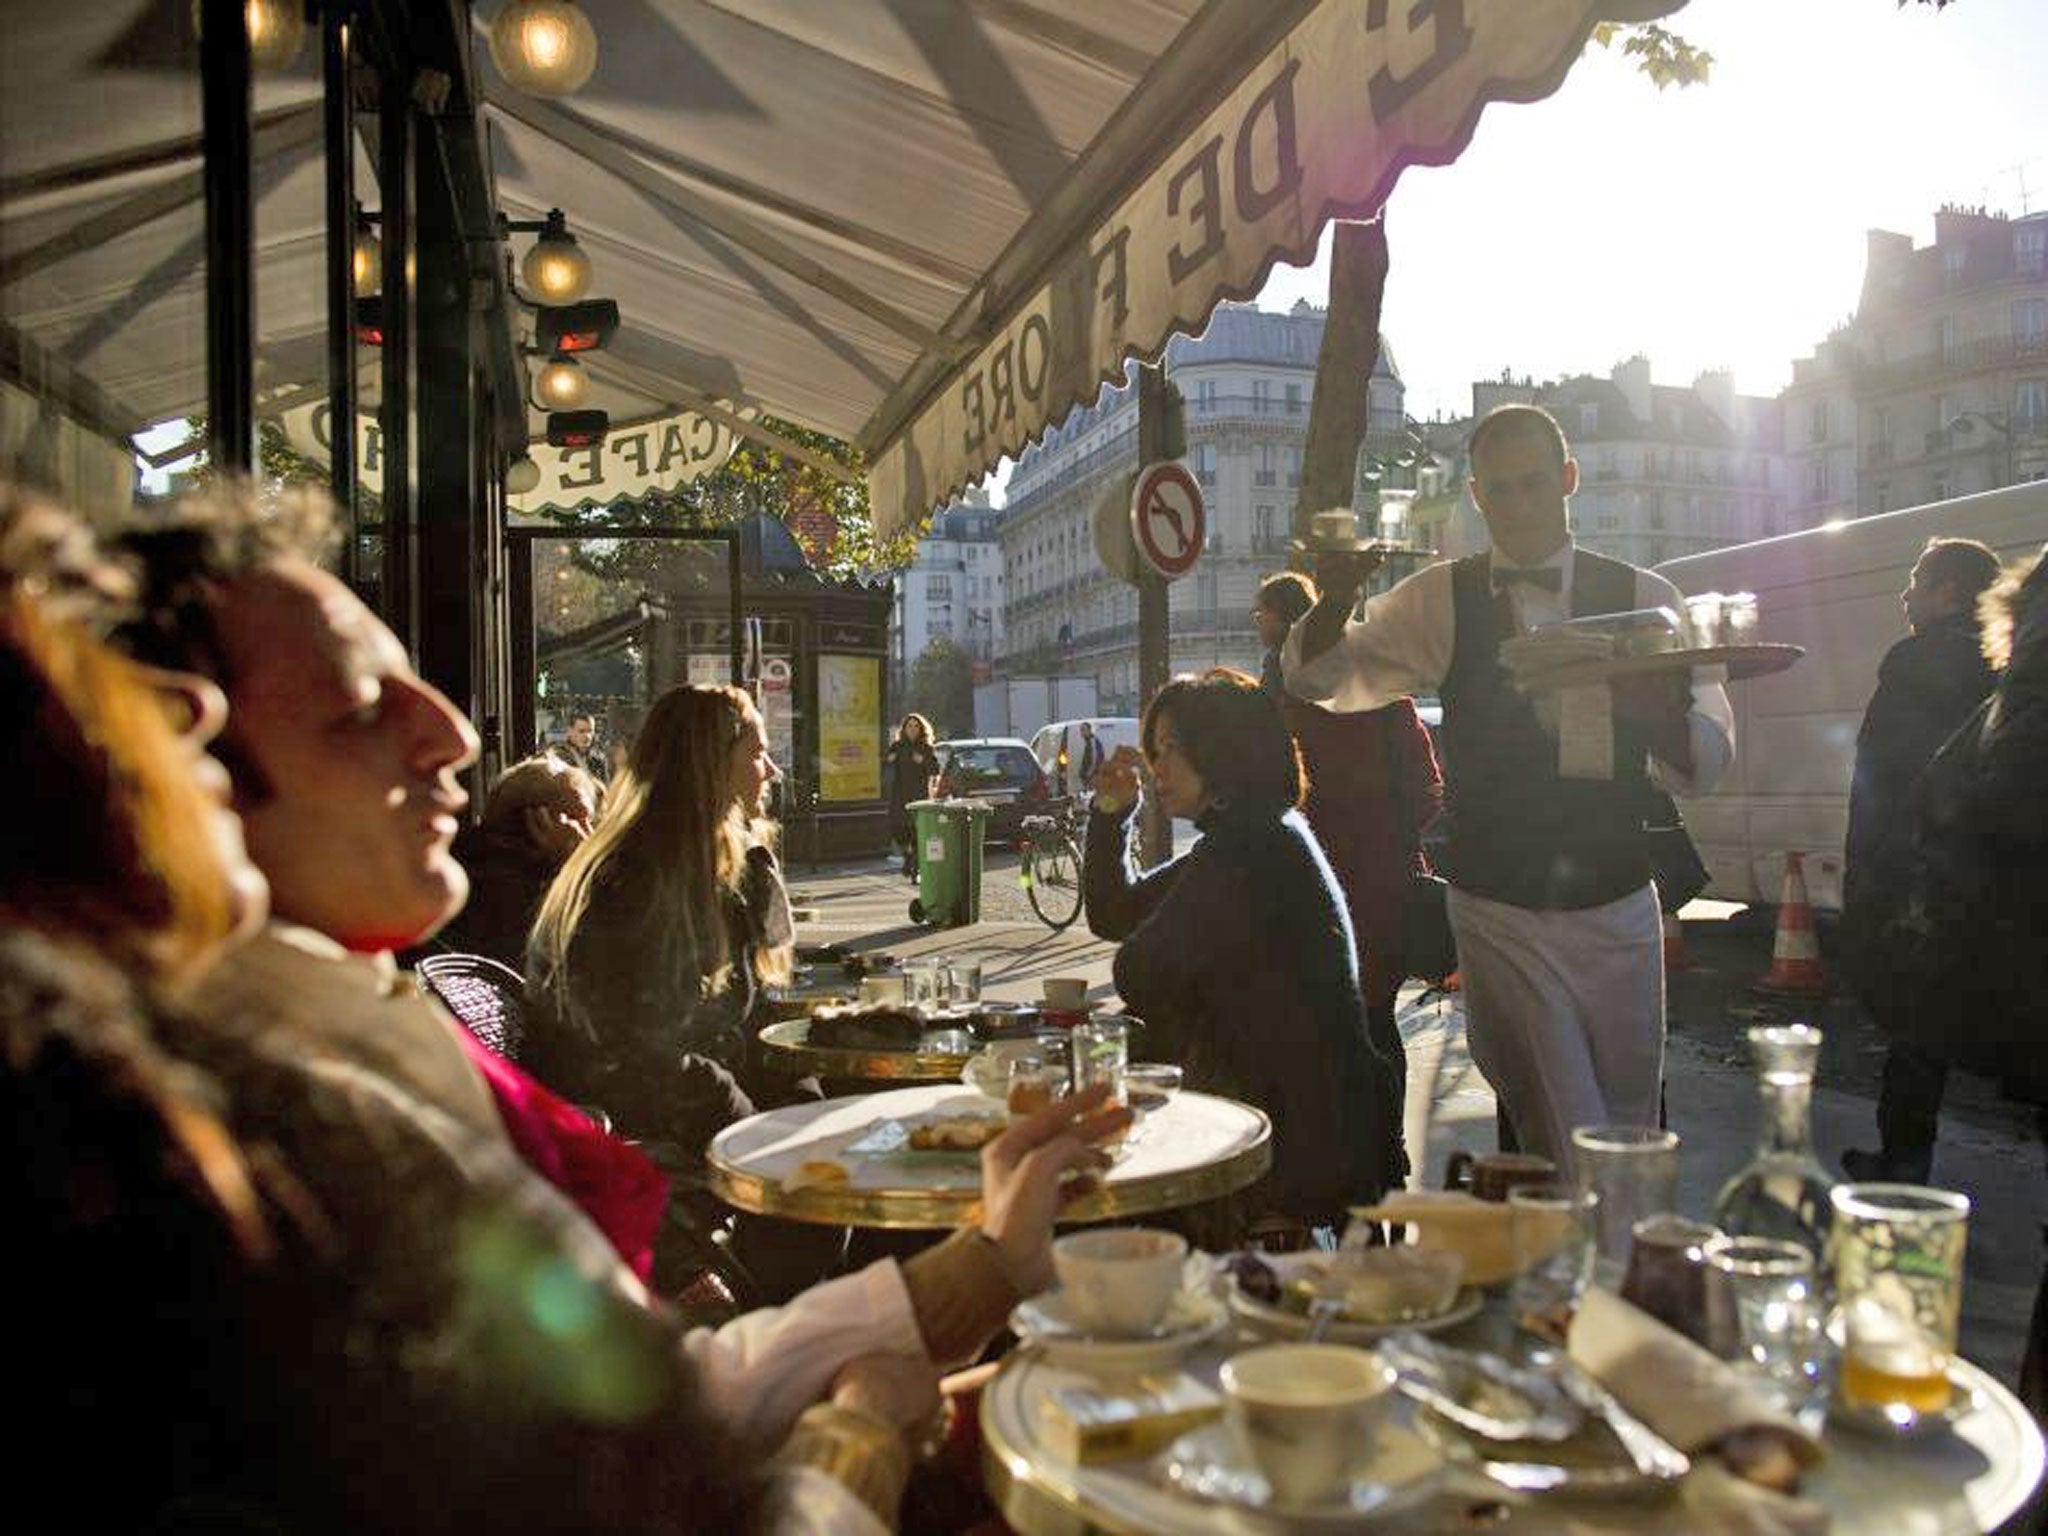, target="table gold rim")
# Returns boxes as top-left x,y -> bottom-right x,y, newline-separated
755,1018 -> 982,1081
980,1349 -> 1154,1536
705,1092 -> 1273,1229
